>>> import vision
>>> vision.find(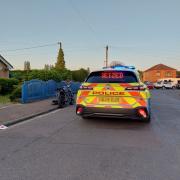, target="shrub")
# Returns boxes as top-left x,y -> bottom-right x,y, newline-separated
9,85 -> 22,102
0,78 -> 19,95
10,70 -> 28,82
72,68 -> 89,82
27,69 -> 72,82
